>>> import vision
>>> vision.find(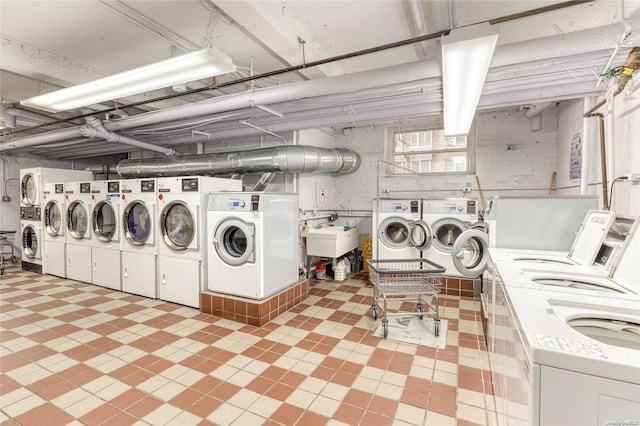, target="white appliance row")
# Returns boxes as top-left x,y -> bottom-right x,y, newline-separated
38,175 -> 243,308
483,196 -> 639,425
371,198 -> 488,277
